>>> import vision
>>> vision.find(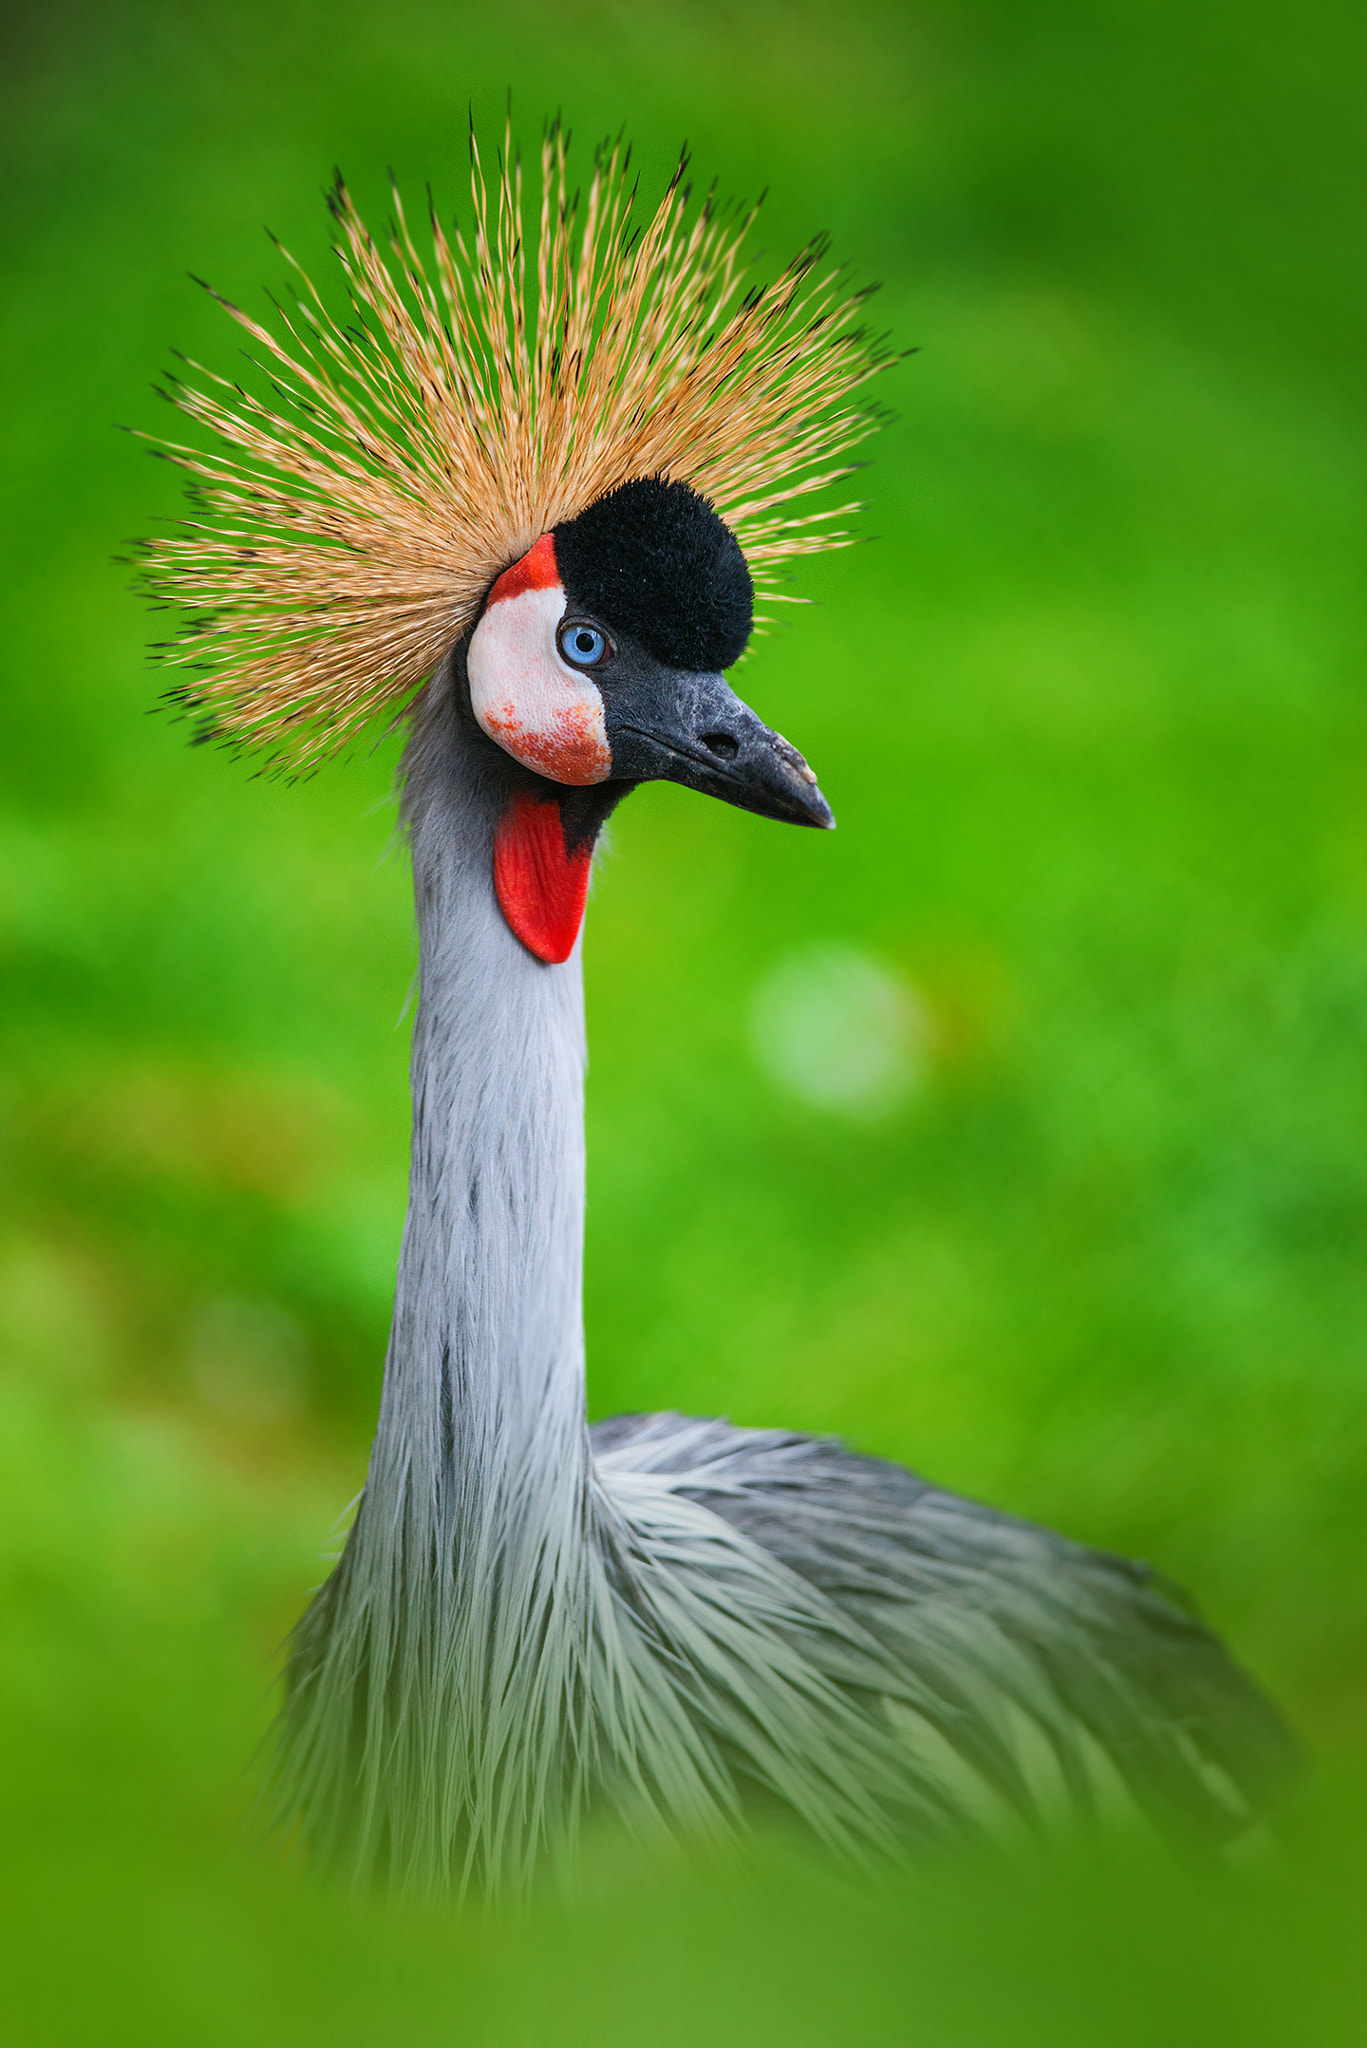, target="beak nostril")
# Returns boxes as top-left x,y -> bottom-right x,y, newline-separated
701,730 -> 740,760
